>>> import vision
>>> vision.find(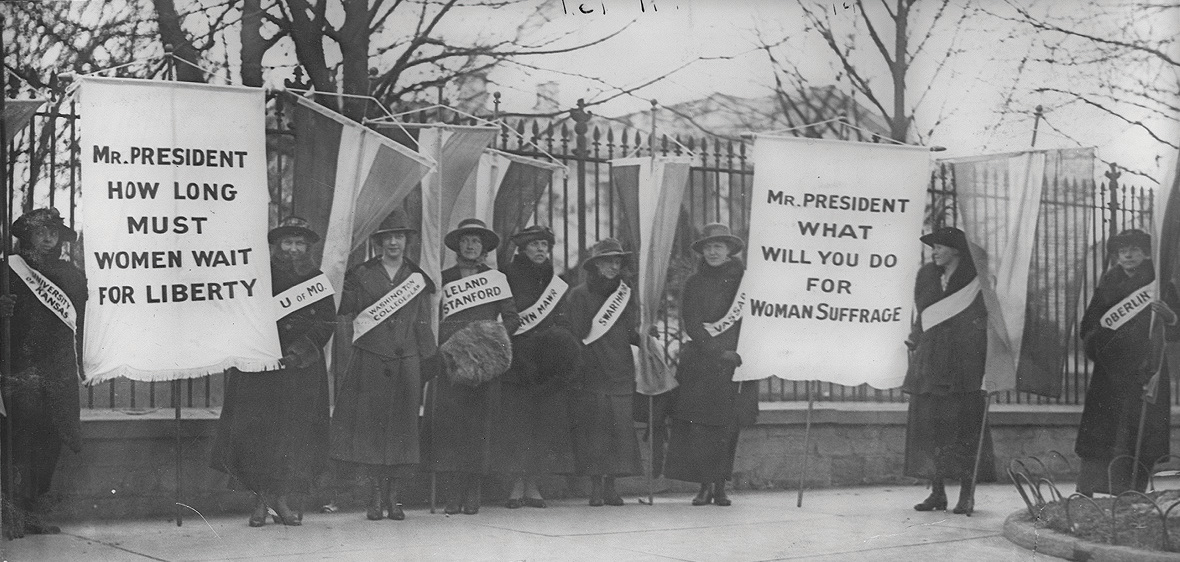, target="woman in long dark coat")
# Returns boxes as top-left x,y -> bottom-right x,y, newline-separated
566,238 -> 643,506
212,217 -> 335,527
903,226 -> 995,516
664,223 -> 758,506
330,211 -> 437,521
423,218 -> 520,515
491,225 -> 579,508
1076,229 -> 1178,495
